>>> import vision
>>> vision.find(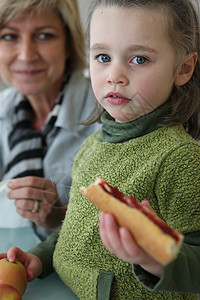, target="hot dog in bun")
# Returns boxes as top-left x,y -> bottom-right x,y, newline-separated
80,178 -> 183,266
